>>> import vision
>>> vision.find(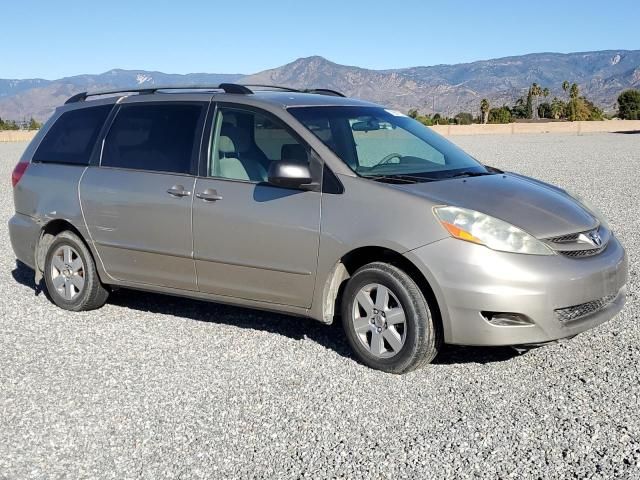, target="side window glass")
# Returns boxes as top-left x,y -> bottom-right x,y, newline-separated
102,103 -> 203,174
33,105 -> 112,165
210,107 -> 309,182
